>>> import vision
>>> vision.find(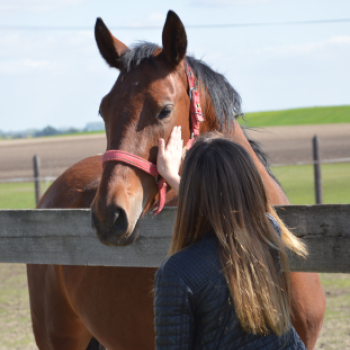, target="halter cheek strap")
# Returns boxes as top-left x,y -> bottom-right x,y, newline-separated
184,61 -> 204,148
101,61 -> 204,215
